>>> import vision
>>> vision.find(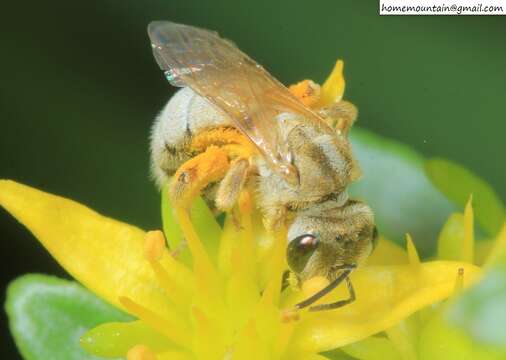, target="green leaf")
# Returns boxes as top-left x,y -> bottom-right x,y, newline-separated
161,185 -> 222,266
81,320 -> 172,358
419,306 -> 505,360
425,158 -> 505,236
5,274 -> 131,360
349,128 -> 455,255
447,258 -> 506,349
